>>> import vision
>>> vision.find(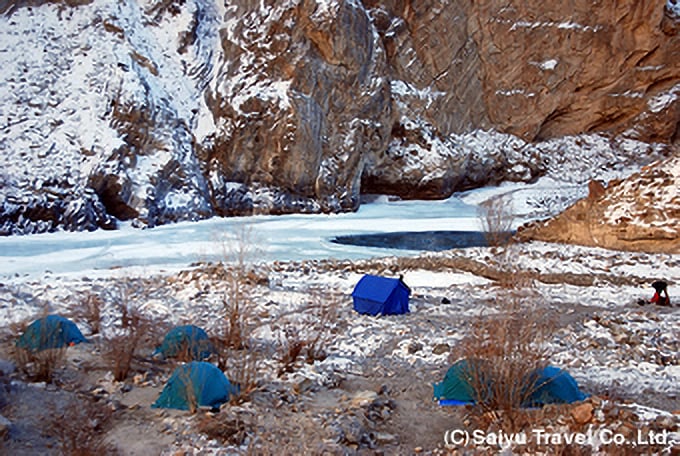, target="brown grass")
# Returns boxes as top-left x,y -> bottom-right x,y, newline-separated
479,194 -> 515,247
100,281 -> 158,381
456,278 -> 555,431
